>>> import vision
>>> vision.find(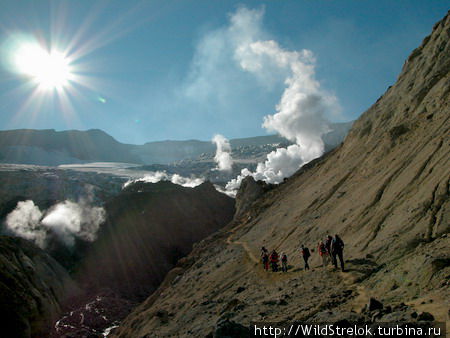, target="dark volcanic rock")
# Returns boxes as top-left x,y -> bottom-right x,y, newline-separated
368,298 -> 384,311
311,311 -> 365,323
214,317 -> 251,338
79,181 -> 235,300
51,289 -> 136,337
417,311 -> 435,321
0,236 -> 79,338
234,176 -> 273,219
